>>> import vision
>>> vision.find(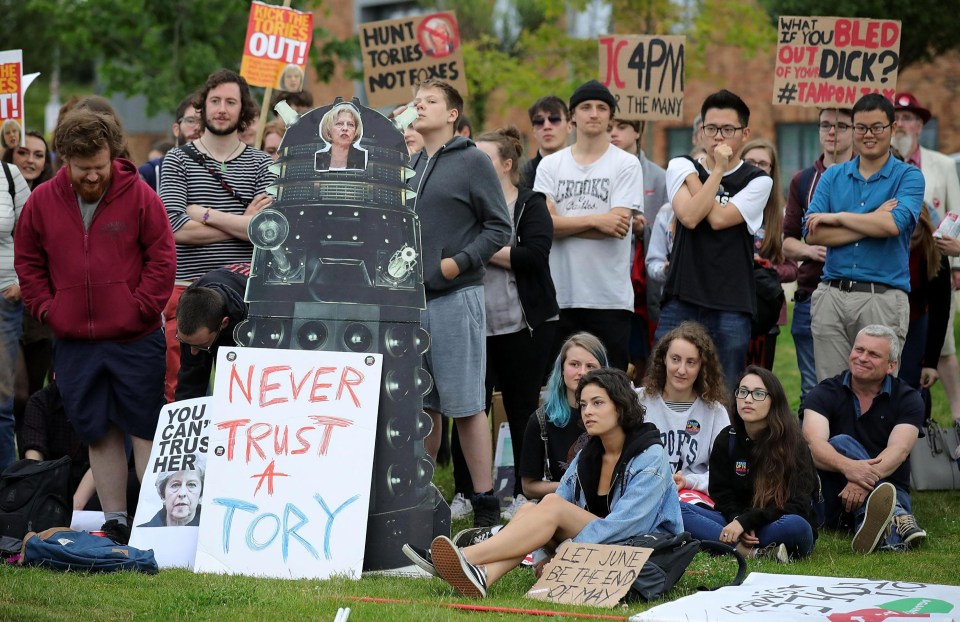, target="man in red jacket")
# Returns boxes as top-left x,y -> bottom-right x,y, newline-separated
15,109 -> 176,543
